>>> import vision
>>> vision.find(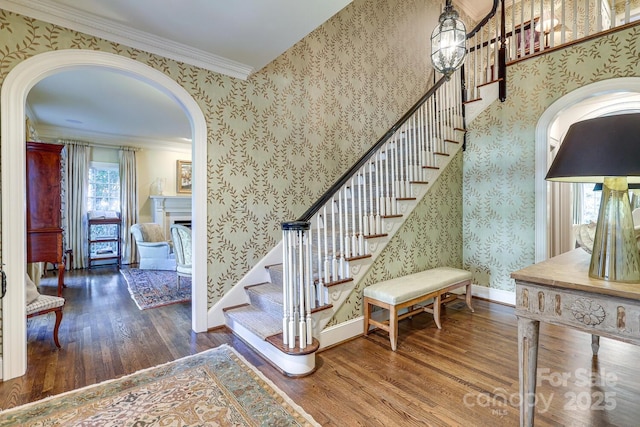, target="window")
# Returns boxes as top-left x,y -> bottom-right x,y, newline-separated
87,162 -> 120,212
579,183 -> 602,225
